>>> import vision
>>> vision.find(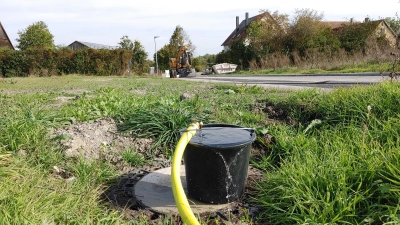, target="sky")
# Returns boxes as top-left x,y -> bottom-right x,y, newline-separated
1,0 -> 399,59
